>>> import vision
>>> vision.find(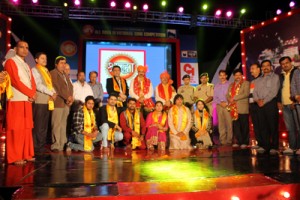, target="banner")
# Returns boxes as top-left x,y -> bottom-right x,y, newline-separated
180,63 -> 199,85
